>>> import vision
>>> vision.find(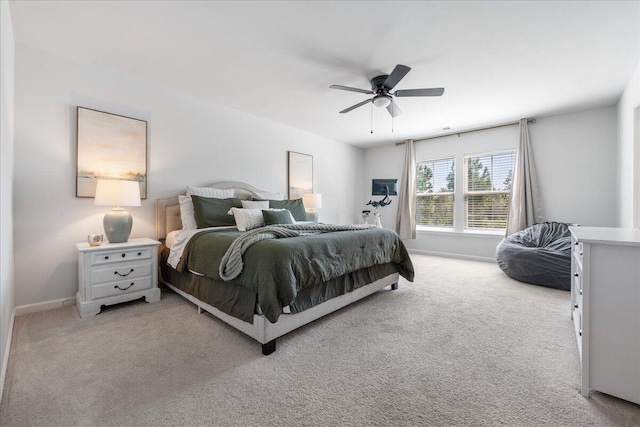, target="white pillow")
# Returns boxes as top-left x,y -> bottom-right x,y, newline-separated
254,190 -> 284,200
178,195 -> 197,230
241,200 -> 269,210
186,186 -> 234,198
228,207 -> 265,231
